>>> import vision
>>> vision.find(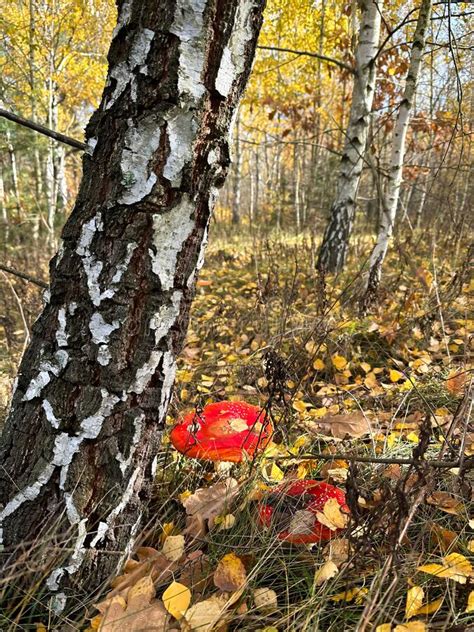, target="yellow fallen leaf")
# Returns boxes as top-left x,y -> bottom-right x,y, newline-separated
390,369 -> 404,382
313,358 -> 325,370
332,354 -> 347,371
466,590 -> 474,613
376,625 -> 392,632
261,462 -> 284,482
253,587 -> 278,613
316,498 -> 349,531
417,553 -> 473,583
292,399 -> 310,413
413,597 -> 443,616
405,586 -> 424,620
215,513 -> 236,530
162,581 -> 191,620
314,560 -> 339,585
394,623 -> 426,632
213,552 -> 247,592
160,521 -> 175,544
331,587 -> 368,603
467,540 -> 474,553
162,534 -> 185,562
